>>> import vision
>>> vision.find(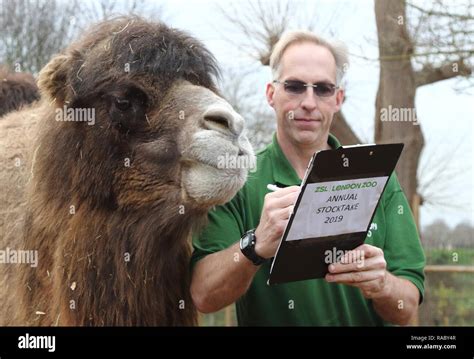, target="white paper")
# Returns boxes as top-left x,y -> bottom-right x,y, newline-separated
285,176 -> 389,241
